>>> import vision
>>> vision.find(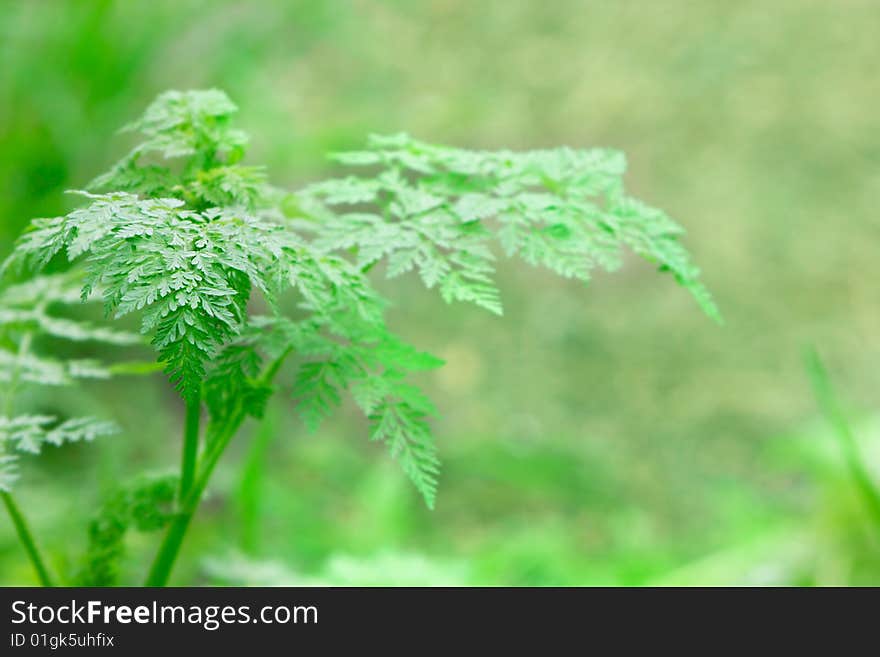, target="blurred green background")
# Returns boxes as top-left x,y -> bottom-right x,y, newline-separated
1,0 -> 878,586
